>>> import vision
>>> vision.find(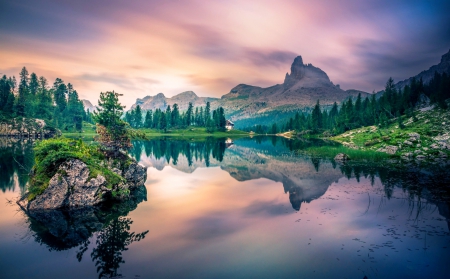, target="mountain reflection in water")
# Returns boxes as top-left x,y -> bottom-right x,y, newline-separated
1,136 -> 450,278
133,137 -> 450,216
